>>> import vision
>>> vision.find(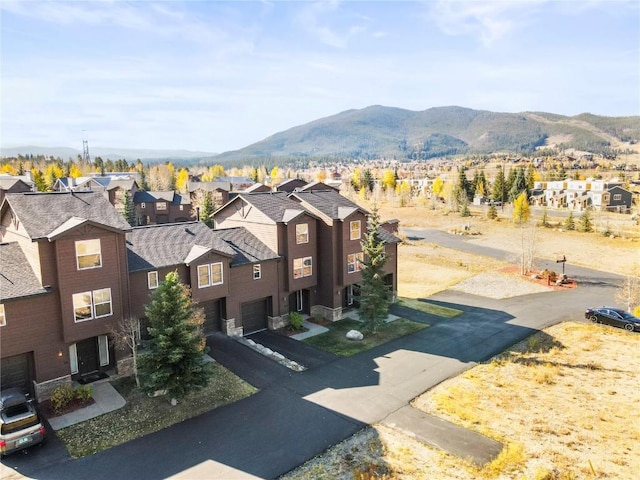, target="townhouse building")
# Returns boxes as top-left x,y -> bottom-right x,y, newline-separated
133,191 -> 191,225
1,185 -> 399,401
532,179 -> 633,212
